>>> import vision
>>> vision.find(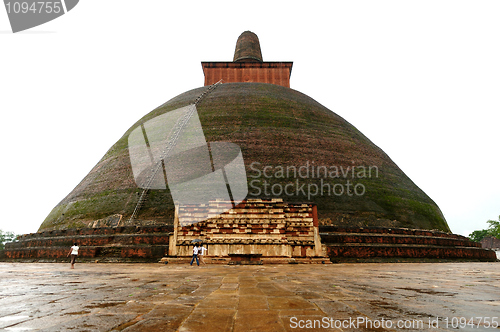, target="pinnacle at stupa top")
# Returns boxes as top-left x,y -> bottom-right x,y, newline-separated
233,31 -> 263,63
201,31 -> 293,88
